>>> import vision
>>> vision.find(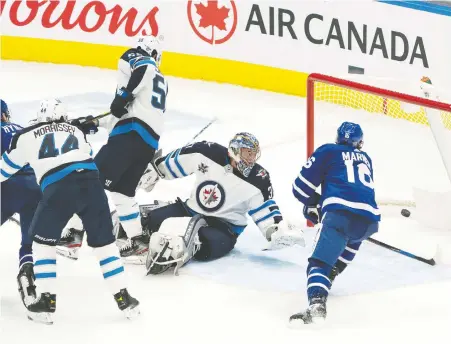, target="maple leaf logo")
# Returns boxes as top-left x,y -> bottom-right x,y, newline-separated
187,1 -> 238,45
195,1 -> 230,31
